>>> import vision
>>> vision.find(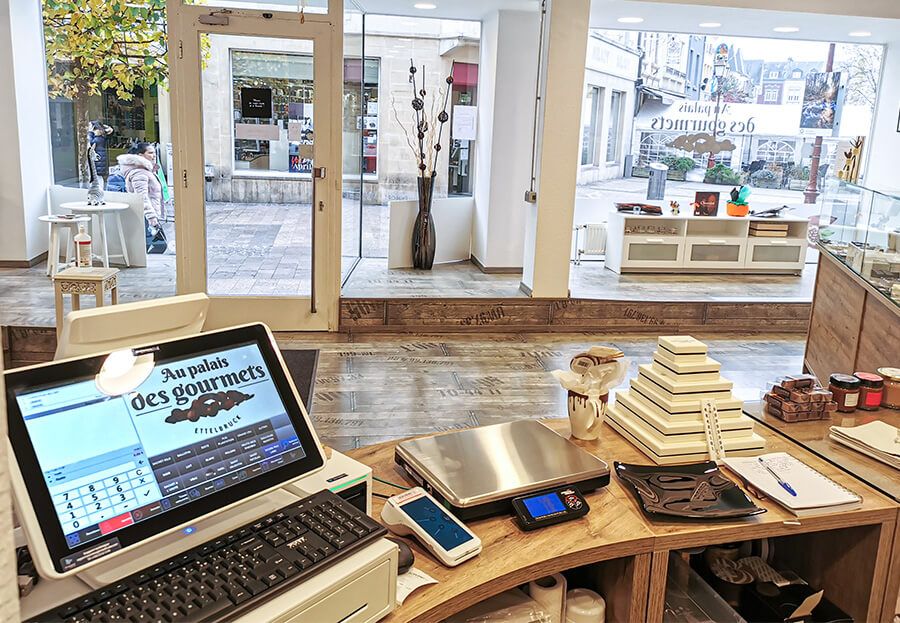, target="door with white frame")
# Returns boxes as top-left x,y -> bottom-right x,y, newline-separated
168,1 -> 341,331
